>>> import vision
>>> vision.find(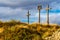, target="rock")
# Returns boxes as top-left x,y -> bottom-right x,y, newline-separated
45,29 -> 60,40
